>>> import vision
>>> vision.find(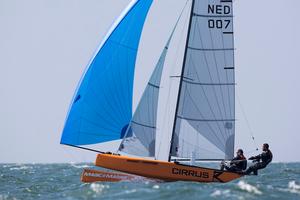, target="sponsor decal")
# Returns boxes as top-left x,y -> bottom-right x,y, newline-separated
83,172 -> 130,180
172,168 -> 209,179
